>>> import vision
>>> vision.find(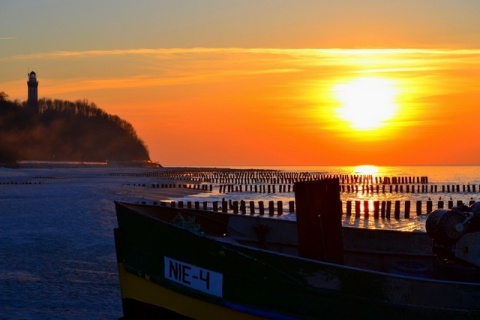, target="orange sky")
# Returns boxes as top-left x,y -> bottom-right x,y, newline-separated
2,2 -> 480,166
